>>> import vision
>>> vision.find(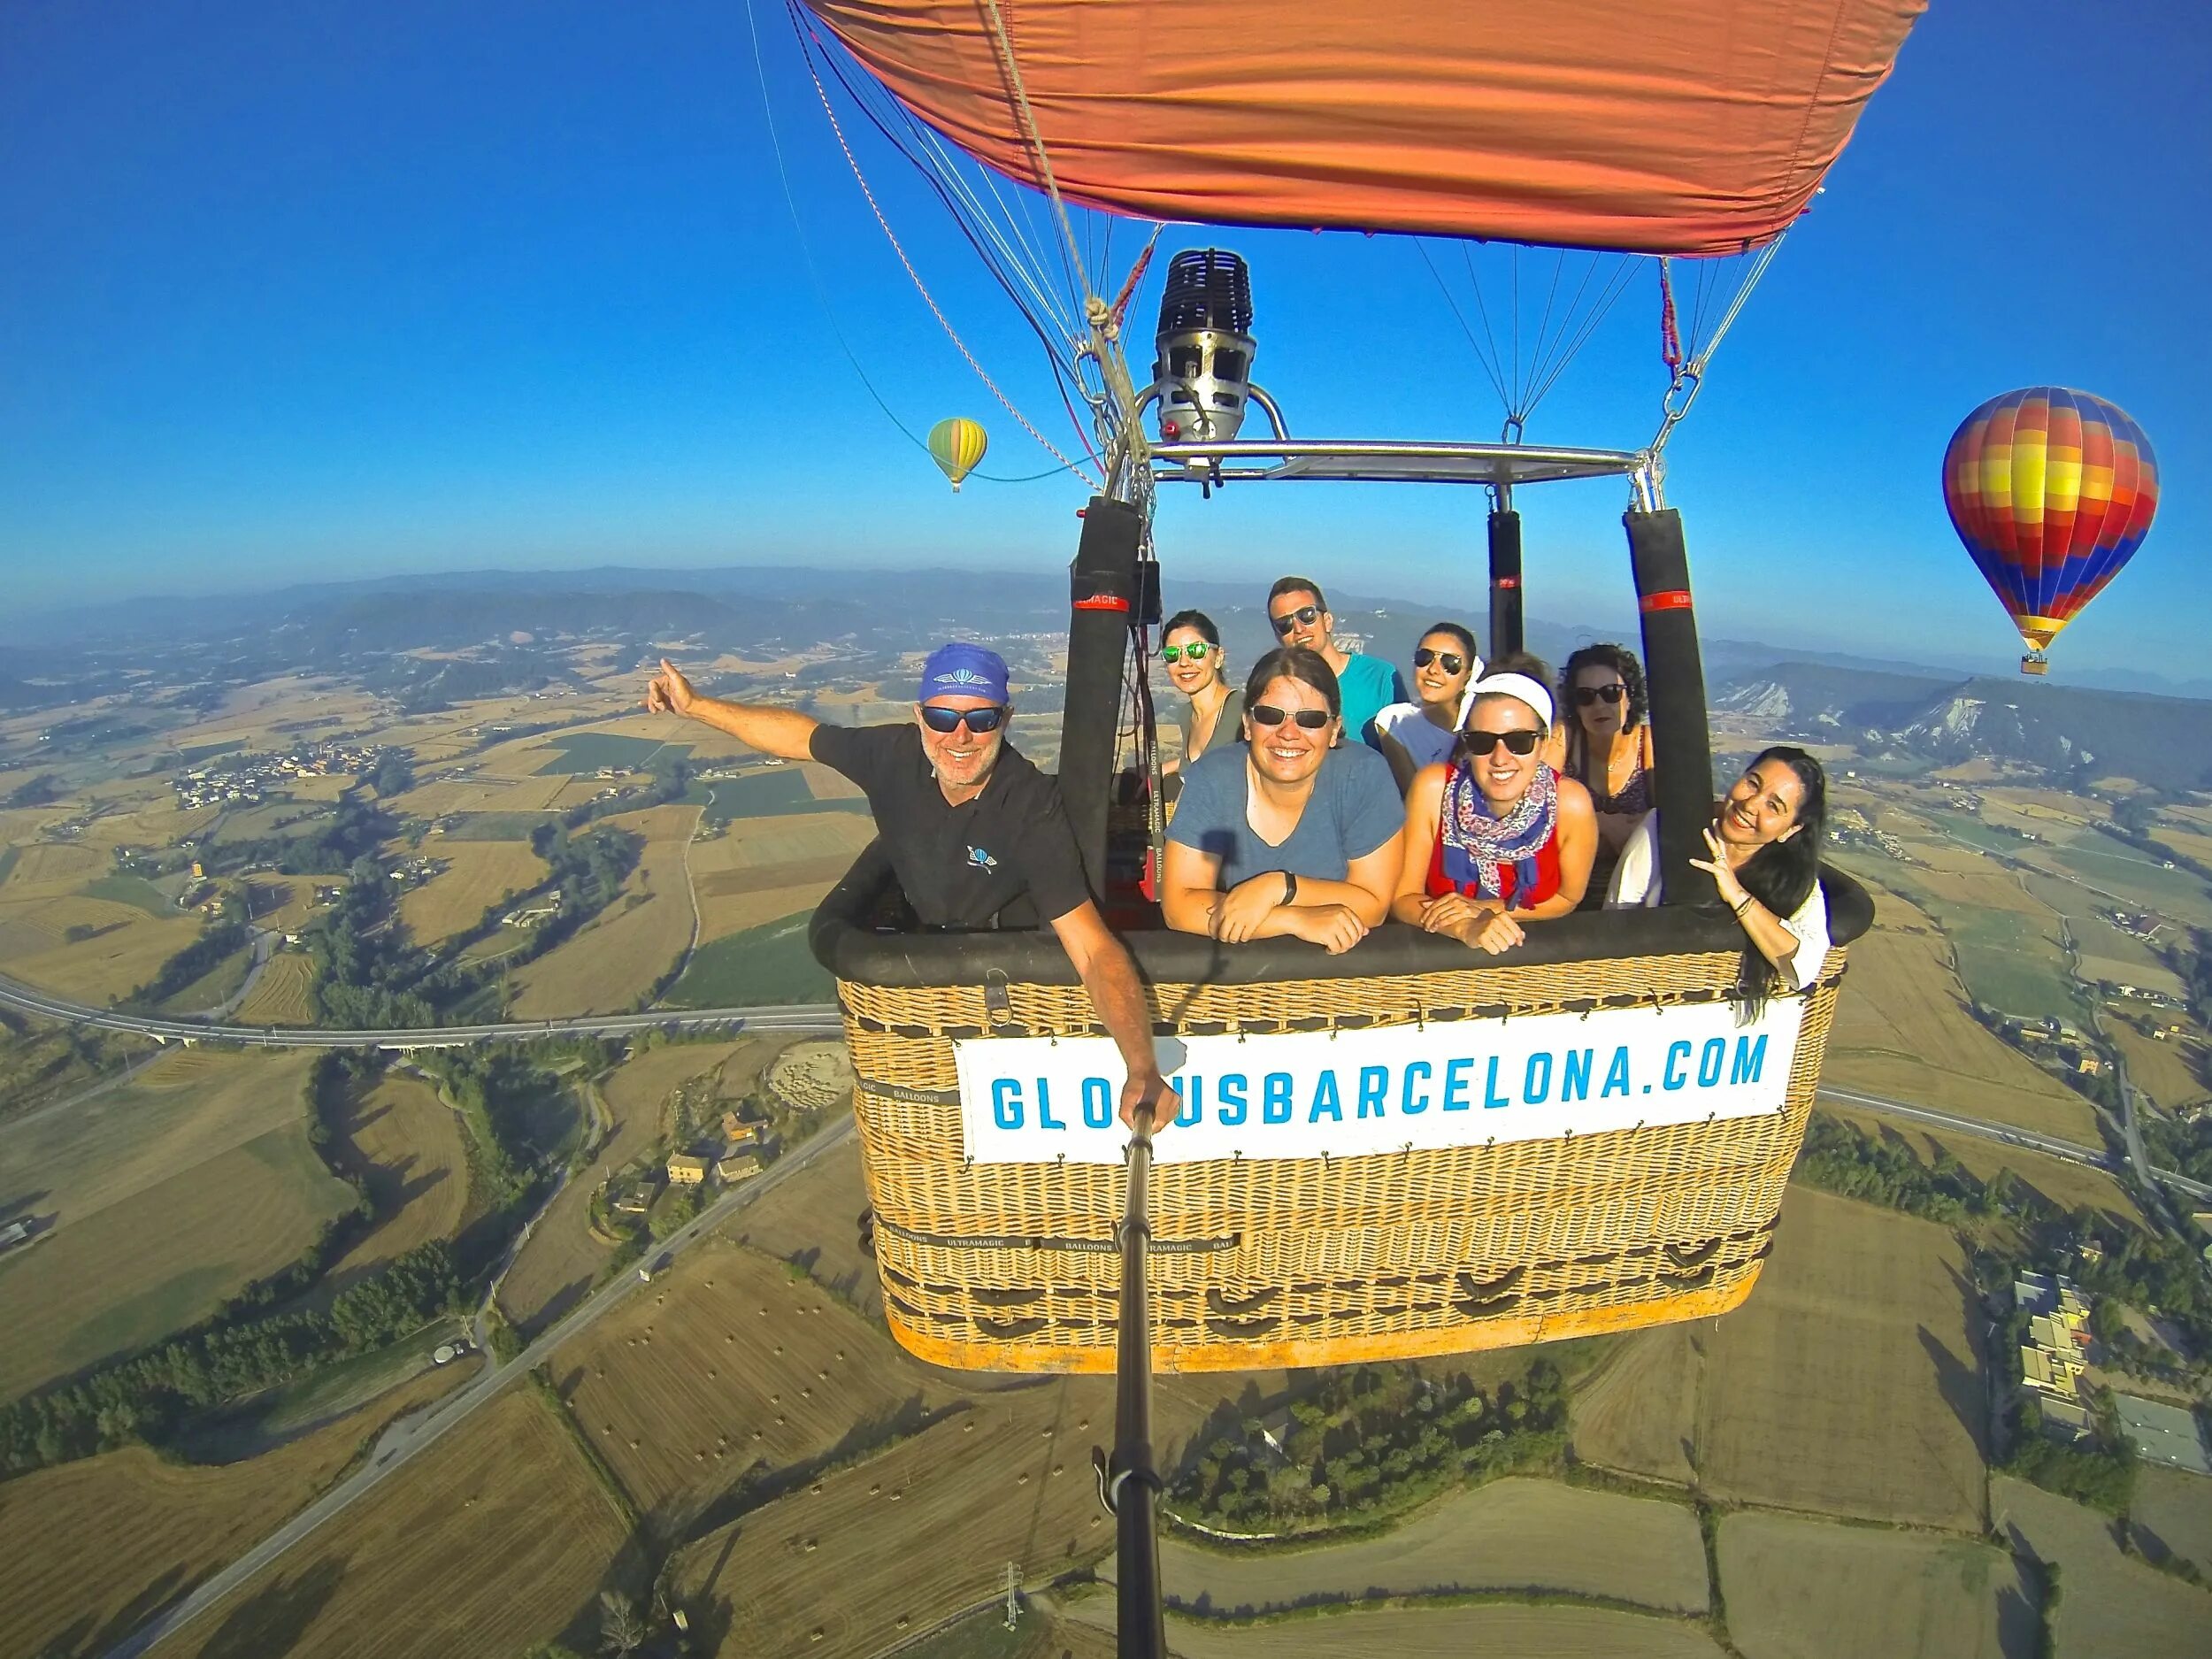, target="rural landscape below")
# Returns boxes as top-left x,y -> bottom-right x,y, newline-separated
0,567 -> 2208,1659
